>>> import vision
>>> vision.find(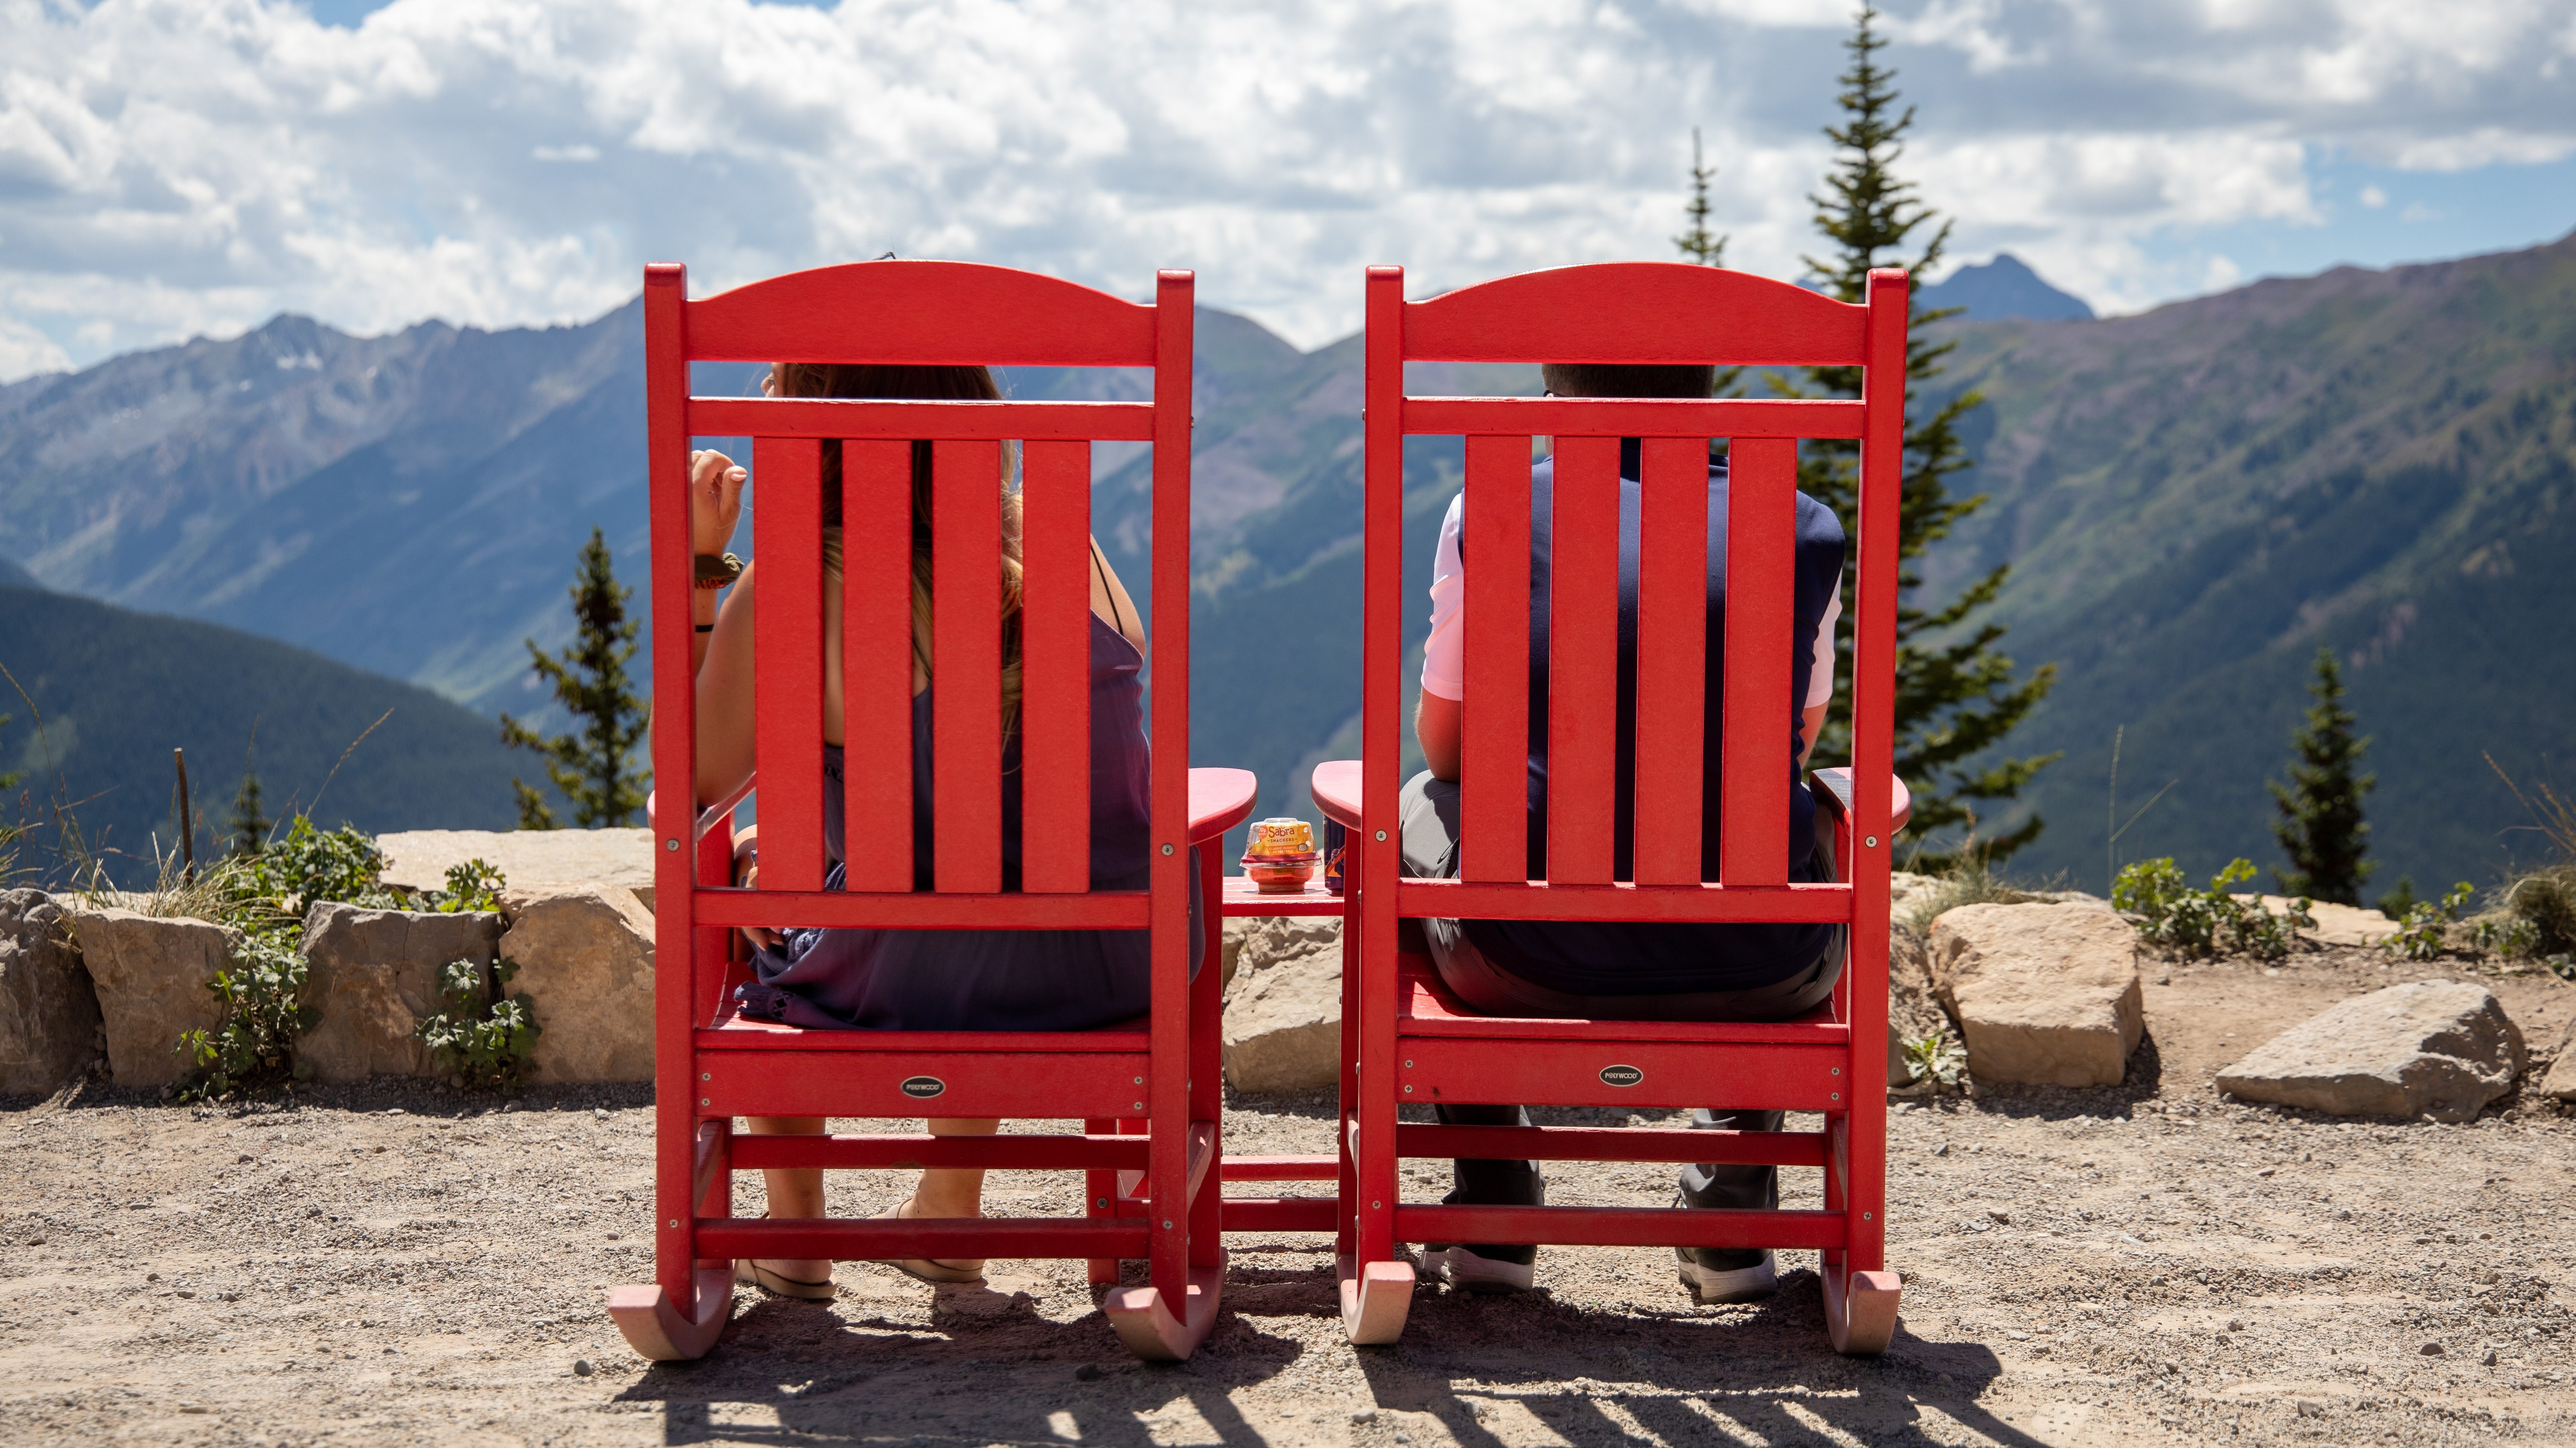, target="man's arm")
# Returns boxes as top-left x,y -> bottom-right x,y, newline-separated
1417,690 -> 1461,782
